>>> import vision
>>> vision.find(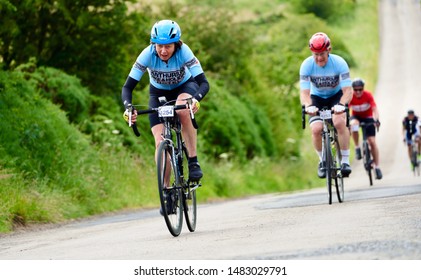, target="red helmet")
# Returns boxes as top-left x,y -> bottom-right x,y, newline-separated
309,32 -> 331,53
